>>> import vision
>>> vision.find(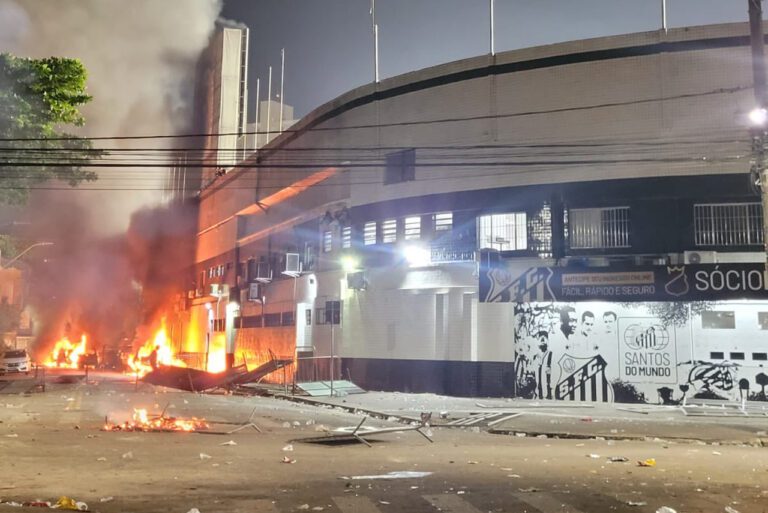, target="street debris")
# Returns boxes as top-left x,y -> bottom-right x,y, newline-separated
609,456 -> 629,462
340,471 -> 433,480
121,451 -> 133,460
186,509 -> 201,513
292,415 -> 433,447
518,487 -> 540,493
725,507 -> 741,513
656,508 -> 677,513
282,456 -> 296,464
297,505 -> 310,510
219,440 -> 237,446
96,457 -> 107,462
626,500 -> 647,506
199,453 -> 212,460
637,458 -> 657,467
282,444 -> 294,452
0,497 -> 89,511
587,454 -> 600,459
99,497 -> 114,503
